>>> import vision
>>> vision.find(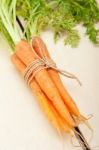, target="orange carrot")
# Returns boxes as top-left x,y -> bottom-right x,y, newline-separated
11,54 -> 72,132
32,37 -> 81,117
11,54 -> 71,134
11,54 -> 61,134
15,40 -> 75,127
